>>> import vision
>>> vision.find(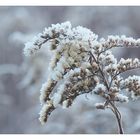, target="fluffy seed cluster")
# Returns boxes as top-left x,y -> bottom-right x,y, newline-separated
24,21 -> 140,125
